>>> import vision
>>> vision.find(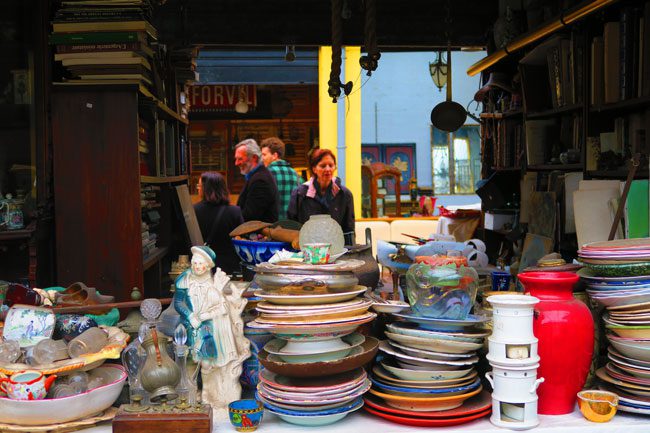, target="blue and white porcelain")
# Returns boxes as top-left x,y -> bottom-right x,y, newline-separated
232,239 -> 293,265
